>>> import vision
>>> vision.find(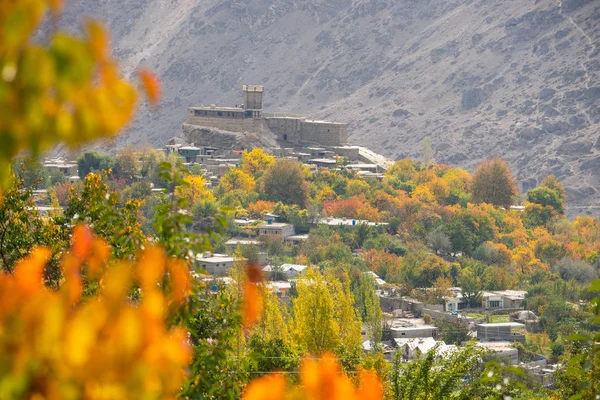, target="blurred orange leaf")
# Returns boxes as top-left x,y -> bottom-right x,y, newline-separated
72,224 -> 93,260
49,0 -> 64,13
242,263 -> 264,330
138,68 -> 161,106
86,20 -> 108,61
14,246 -> 51,294
243,373 -> 286,400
